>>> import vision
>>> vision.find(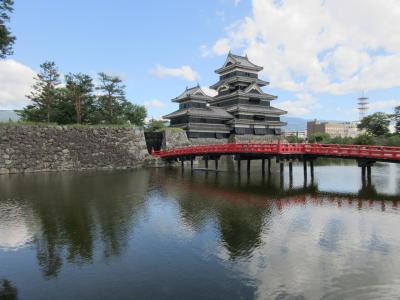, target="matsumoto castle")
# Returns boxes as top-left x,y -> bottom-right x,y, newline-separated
164,53 -> 287,140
